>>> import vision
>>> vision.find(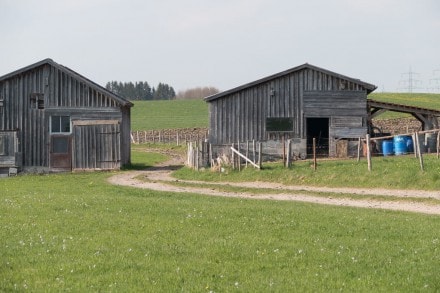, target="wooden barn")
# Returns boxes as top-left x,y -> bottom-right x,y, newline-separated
205,63 -> 377,158
0,59 -> 132,175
